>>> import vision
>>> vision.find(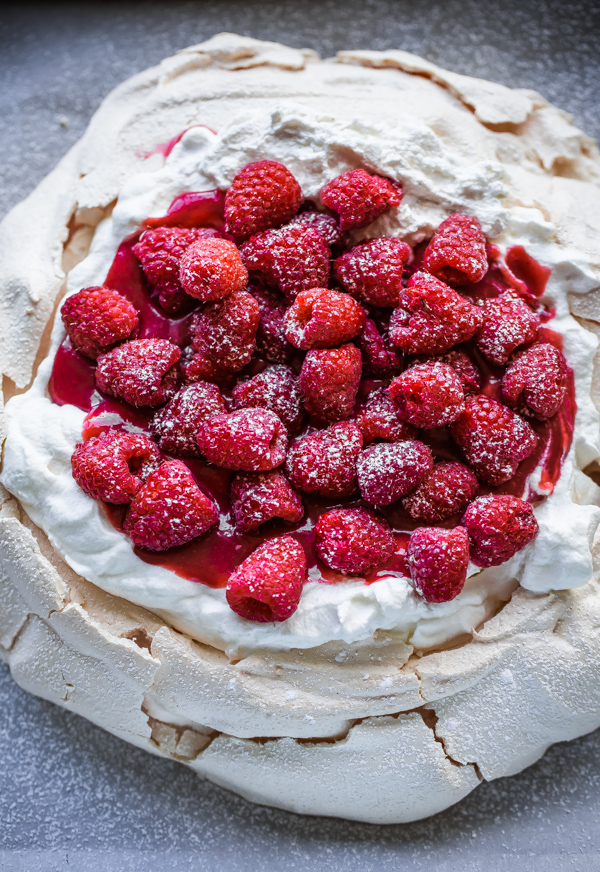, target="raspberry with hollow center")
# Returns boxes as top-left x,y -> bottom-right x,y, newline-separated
450,394 -> 538,485
403,461 -> 479,522
197,407 -> 288,471
226,536 -> 307,622
189,288 -> 260,373
285,421 -> 363,499
251,286 -> 295,364
389,271 -> 483,355
61,286 -> 139,360
476,293 -> 540,365
225,160 -> 302,241
320,169 -> 403,231
501,343 -> 569,419
124,459 -> 219,551
462,494 -> 538,567
388,362 -> 465,429
334,237 -> 411,307
422,213 -> 488,285
407,526 -> 470,603
179,238 -> 248,302
71,430 -> 161,504
355,387 -> 417,444
315,507 -> 395,575
284,287 -> 365,350
357,440 -> 433,506
299,343 -> 362,423
230,471 -> 304,533
358,318 -> 403,377
241,224 -> 330,301
413,349 -> 482,395
150,382 -> 226,457
96,338 -> 181,407
231,365 -> 304,434
287,211 -> 346,247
